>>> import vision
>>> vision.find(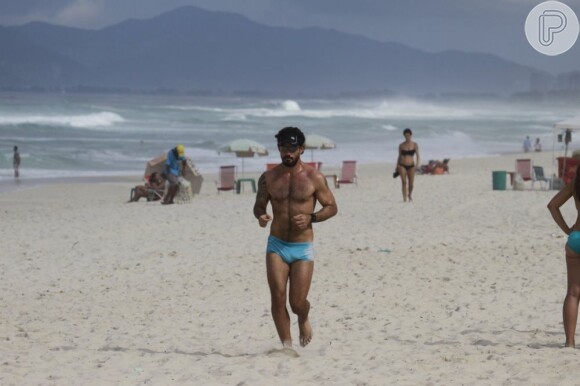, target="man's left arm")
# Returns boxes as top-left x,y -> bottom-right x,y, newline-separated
311,173 -> 338,223
293,173 -> 337,229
